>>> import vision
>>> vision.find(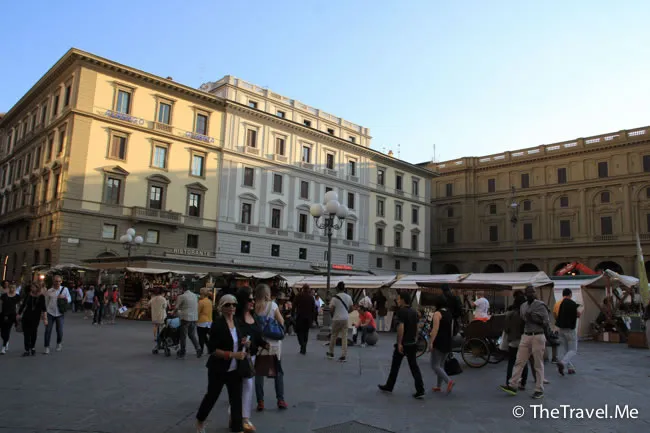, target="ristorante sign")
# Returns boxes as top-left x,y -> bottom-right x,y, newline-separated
169,248 -> 216,257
